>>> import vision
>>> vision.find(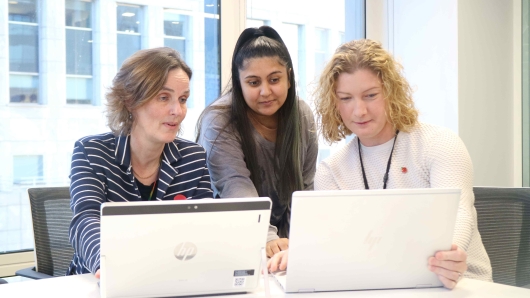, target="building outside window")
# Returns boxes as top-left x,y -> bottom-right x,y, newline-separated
8,0 -> 39,104
0,0 -> 221,258
66,0 -> 93,104
163,9 -> 187,61
116,4 -> 141,68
